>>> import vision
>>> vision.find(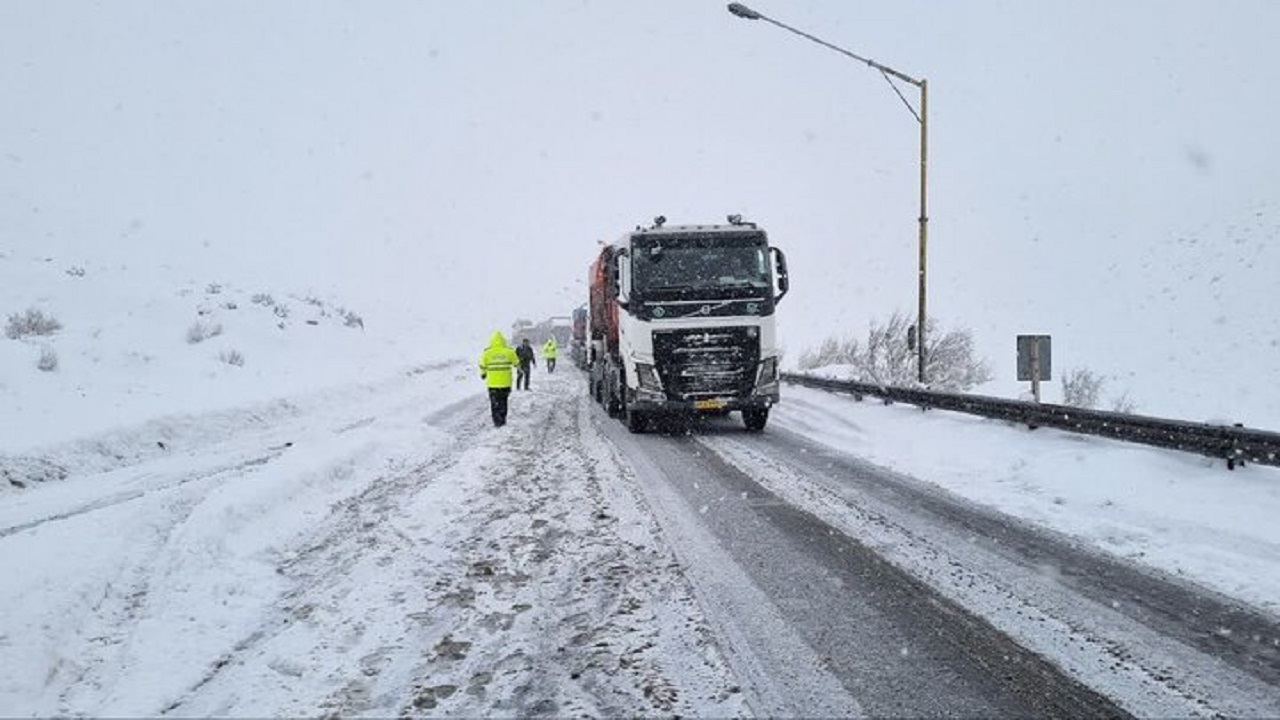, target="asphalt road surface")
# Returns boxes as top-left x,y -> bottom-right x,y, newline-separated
594,393 -> 1280,718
